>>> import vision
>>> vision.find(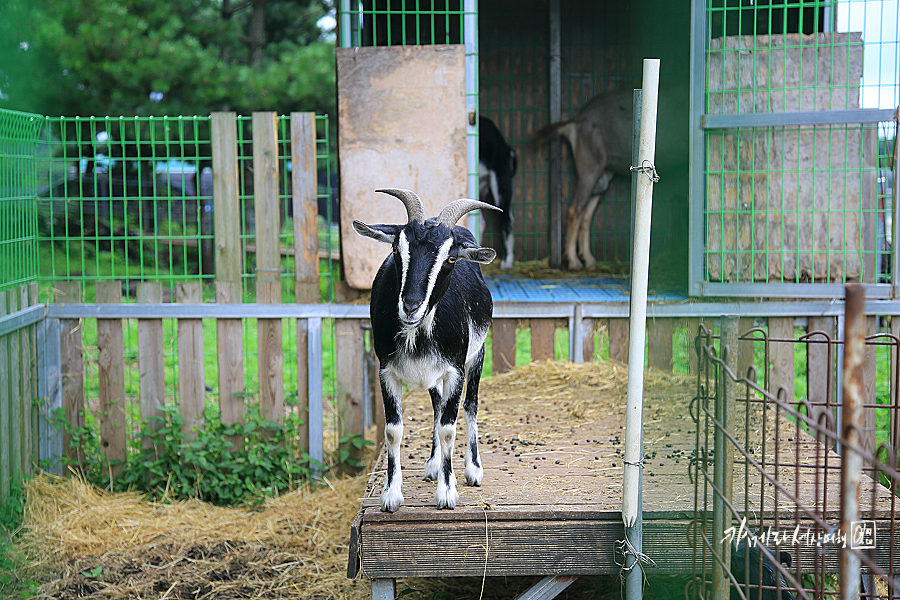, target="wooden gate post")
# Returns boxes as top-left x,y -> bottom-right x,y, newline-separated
212,112 -> 245,445
95,282 -> 126,478
291,112 -> 320,304
336,319 -> 364,470
253,112 -> 285,425
176,282 -> 205,439
492,319 -> 516,374
56,282 -> 85,468
137,283 -> 165,449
